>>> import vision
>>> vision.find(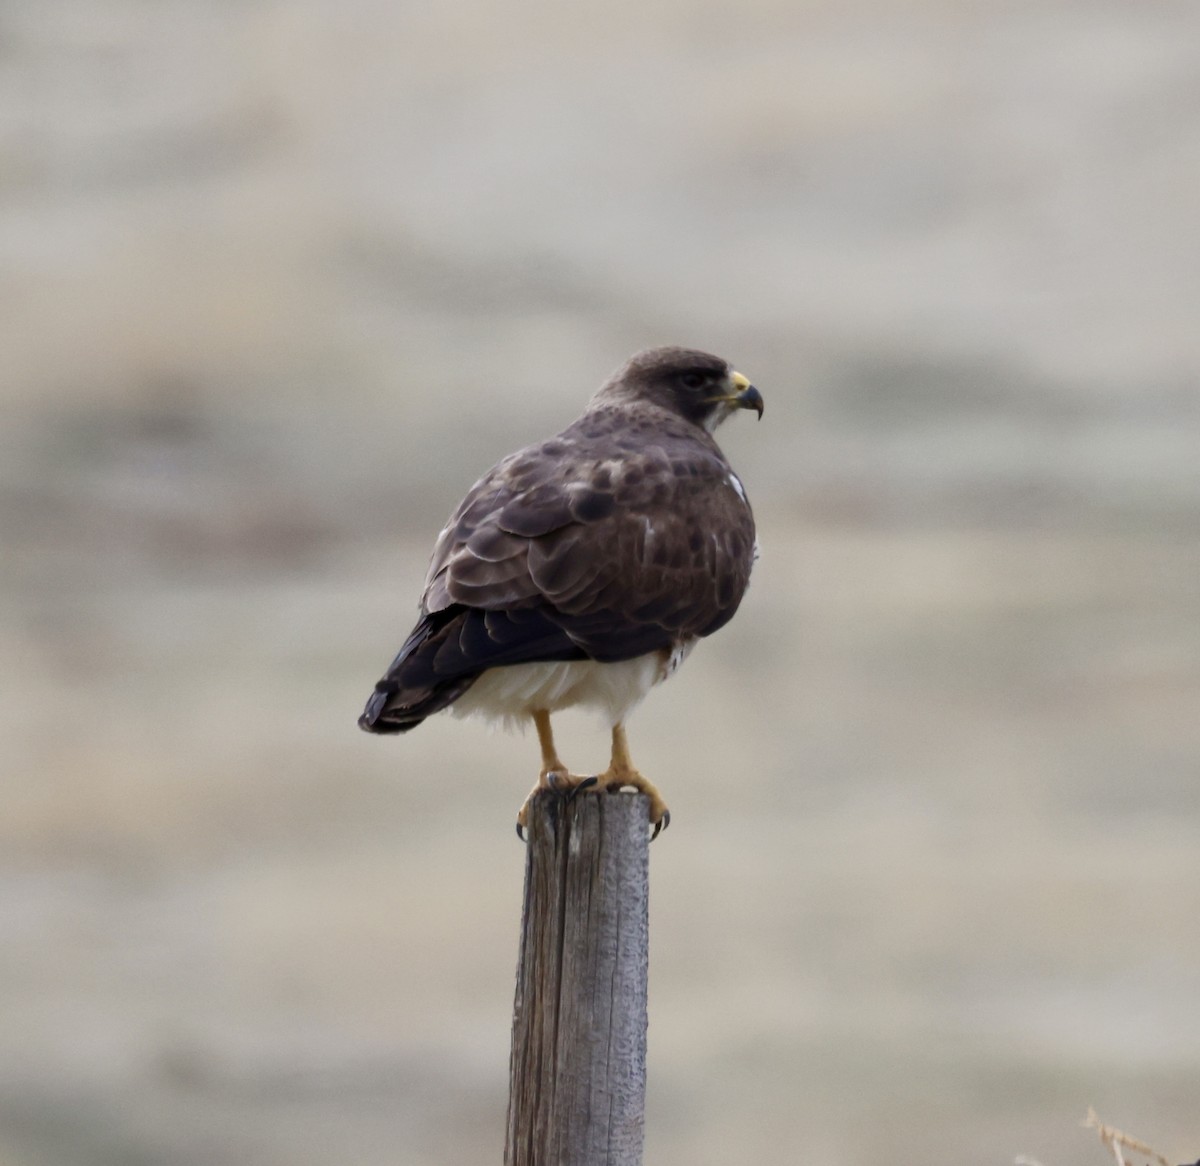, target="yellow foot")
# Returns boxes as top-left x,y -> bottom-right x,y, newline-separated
600,768 -> 671,840
515,770 -> 599,840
